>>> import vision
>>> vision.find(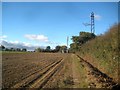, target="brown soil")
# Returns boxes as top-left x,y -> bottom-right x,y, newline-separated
2,53 -> 63,88
76,54 -> 120,89
2,52 -> 119,89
